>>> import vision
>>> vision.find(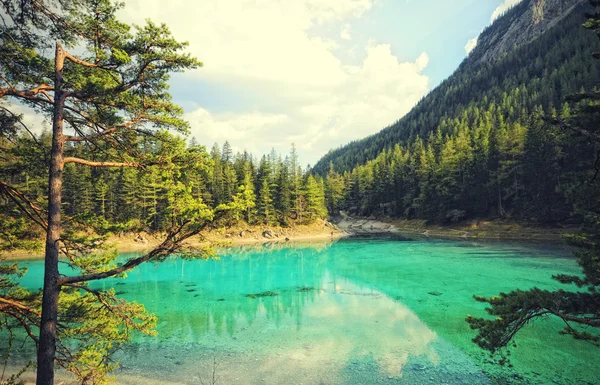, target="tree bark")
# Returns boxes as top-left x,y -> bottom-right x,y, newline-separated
36,41 -> 65,385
